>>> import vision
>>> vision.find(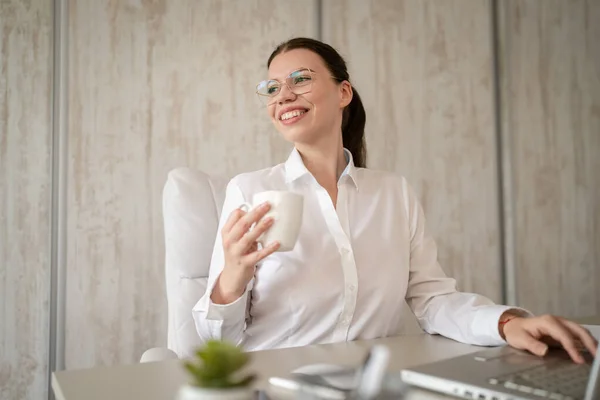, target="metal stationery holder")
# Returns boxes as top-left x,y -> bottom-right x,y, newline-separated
267,345 -> 410,400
